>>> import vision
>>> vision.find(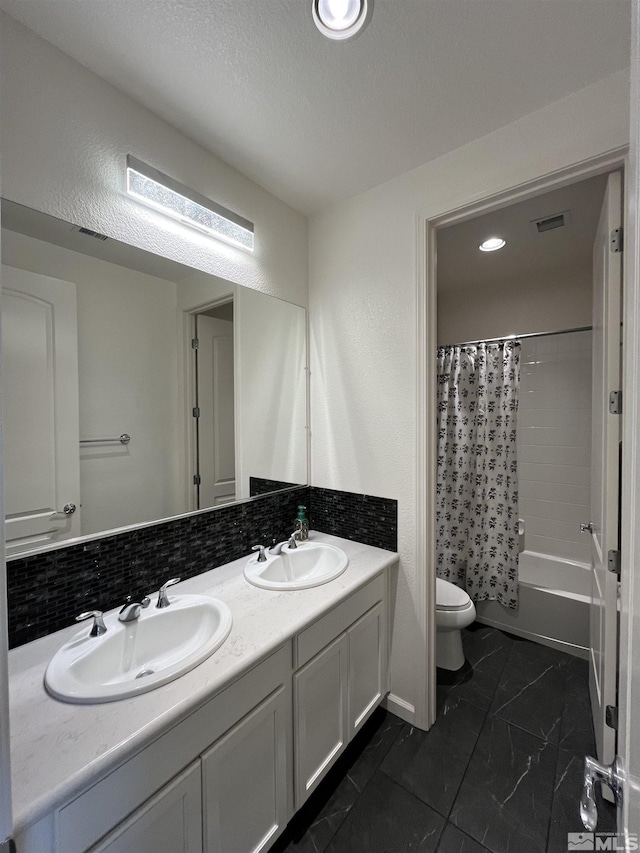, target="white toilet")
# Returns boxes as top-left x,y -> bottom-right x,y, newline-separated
435,578 -> 476,670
